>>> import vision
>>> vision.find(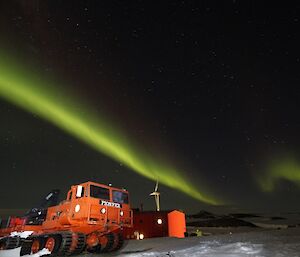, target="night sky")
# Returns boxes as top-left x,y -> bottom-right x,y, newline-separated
0,1 -> 299,214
